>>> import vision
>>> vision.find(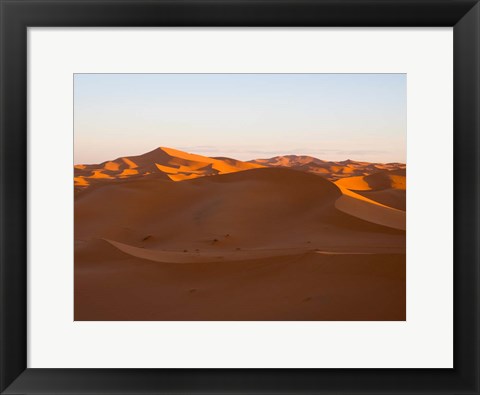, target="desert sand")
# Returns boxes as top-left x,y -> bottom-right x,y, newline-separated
75,147 -> 406,321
